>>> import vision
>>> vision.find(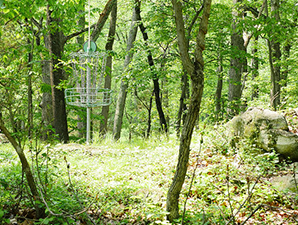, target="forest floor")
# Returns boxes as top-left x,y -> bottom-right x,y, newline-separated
1,125 -> 298,224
